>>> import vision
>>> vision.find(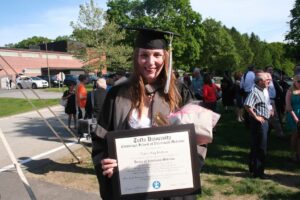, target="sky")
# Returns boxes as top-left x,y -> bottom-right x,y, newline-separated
0,0 -> 295,46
